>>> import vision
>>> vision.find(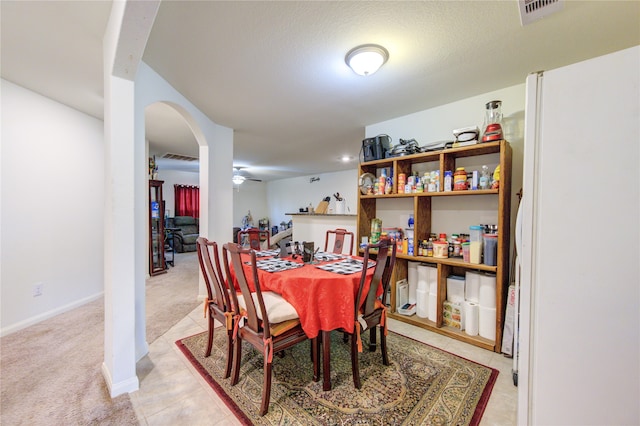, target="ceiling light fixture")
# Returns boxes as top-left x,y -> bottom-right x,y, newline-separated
345,44 -> 389,76
232,174 -> 245,185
